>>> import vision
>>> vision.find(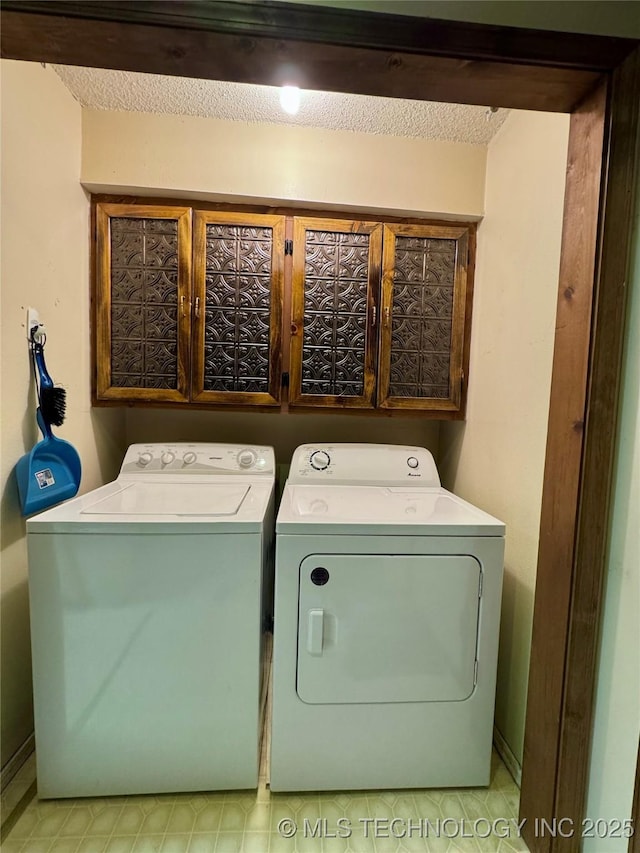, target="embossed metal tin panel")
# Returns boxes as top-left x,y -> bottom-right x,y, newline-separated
389,236 -> 456,399
110,217 -> 179,389
301,230 -> 370,397
203,224 -> 272,393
